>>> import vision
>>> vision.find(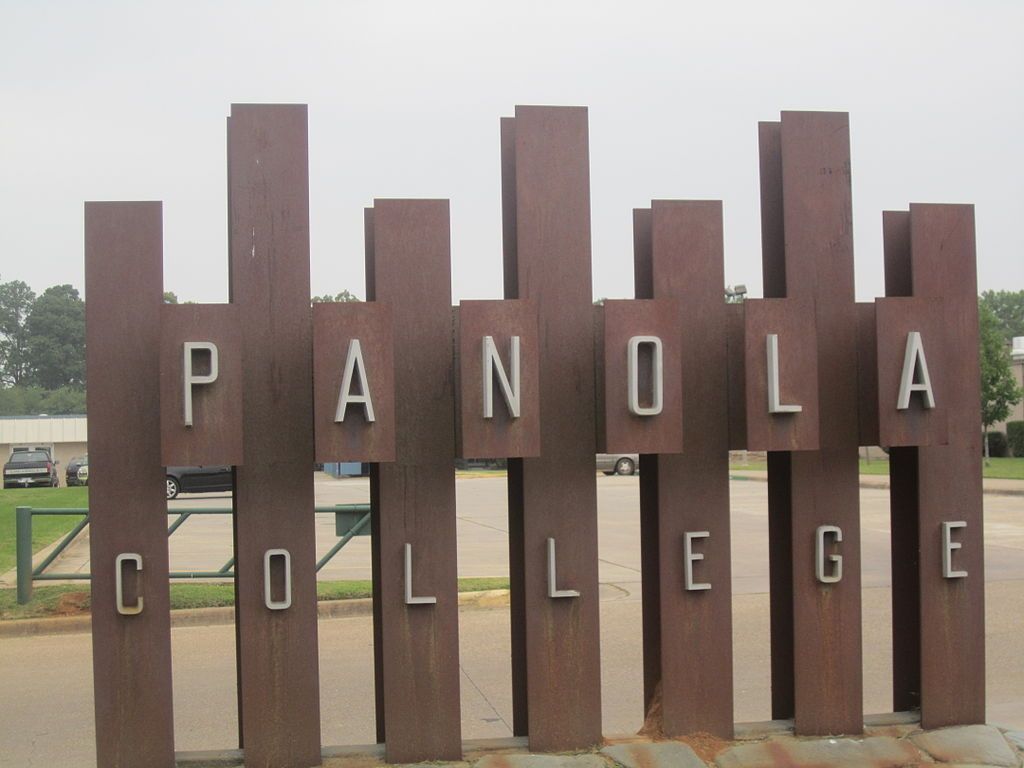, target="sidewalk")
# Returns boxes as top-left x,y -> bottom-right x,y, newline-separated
2,580 -> 1023,767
